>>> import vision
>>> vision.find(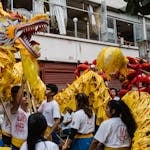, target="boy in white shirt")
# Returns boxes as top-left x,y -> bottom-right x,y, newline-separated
61,107 -> 74,136
38,84 -> 61,143
11,91 -> 30,150
0,84 -> 25,147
